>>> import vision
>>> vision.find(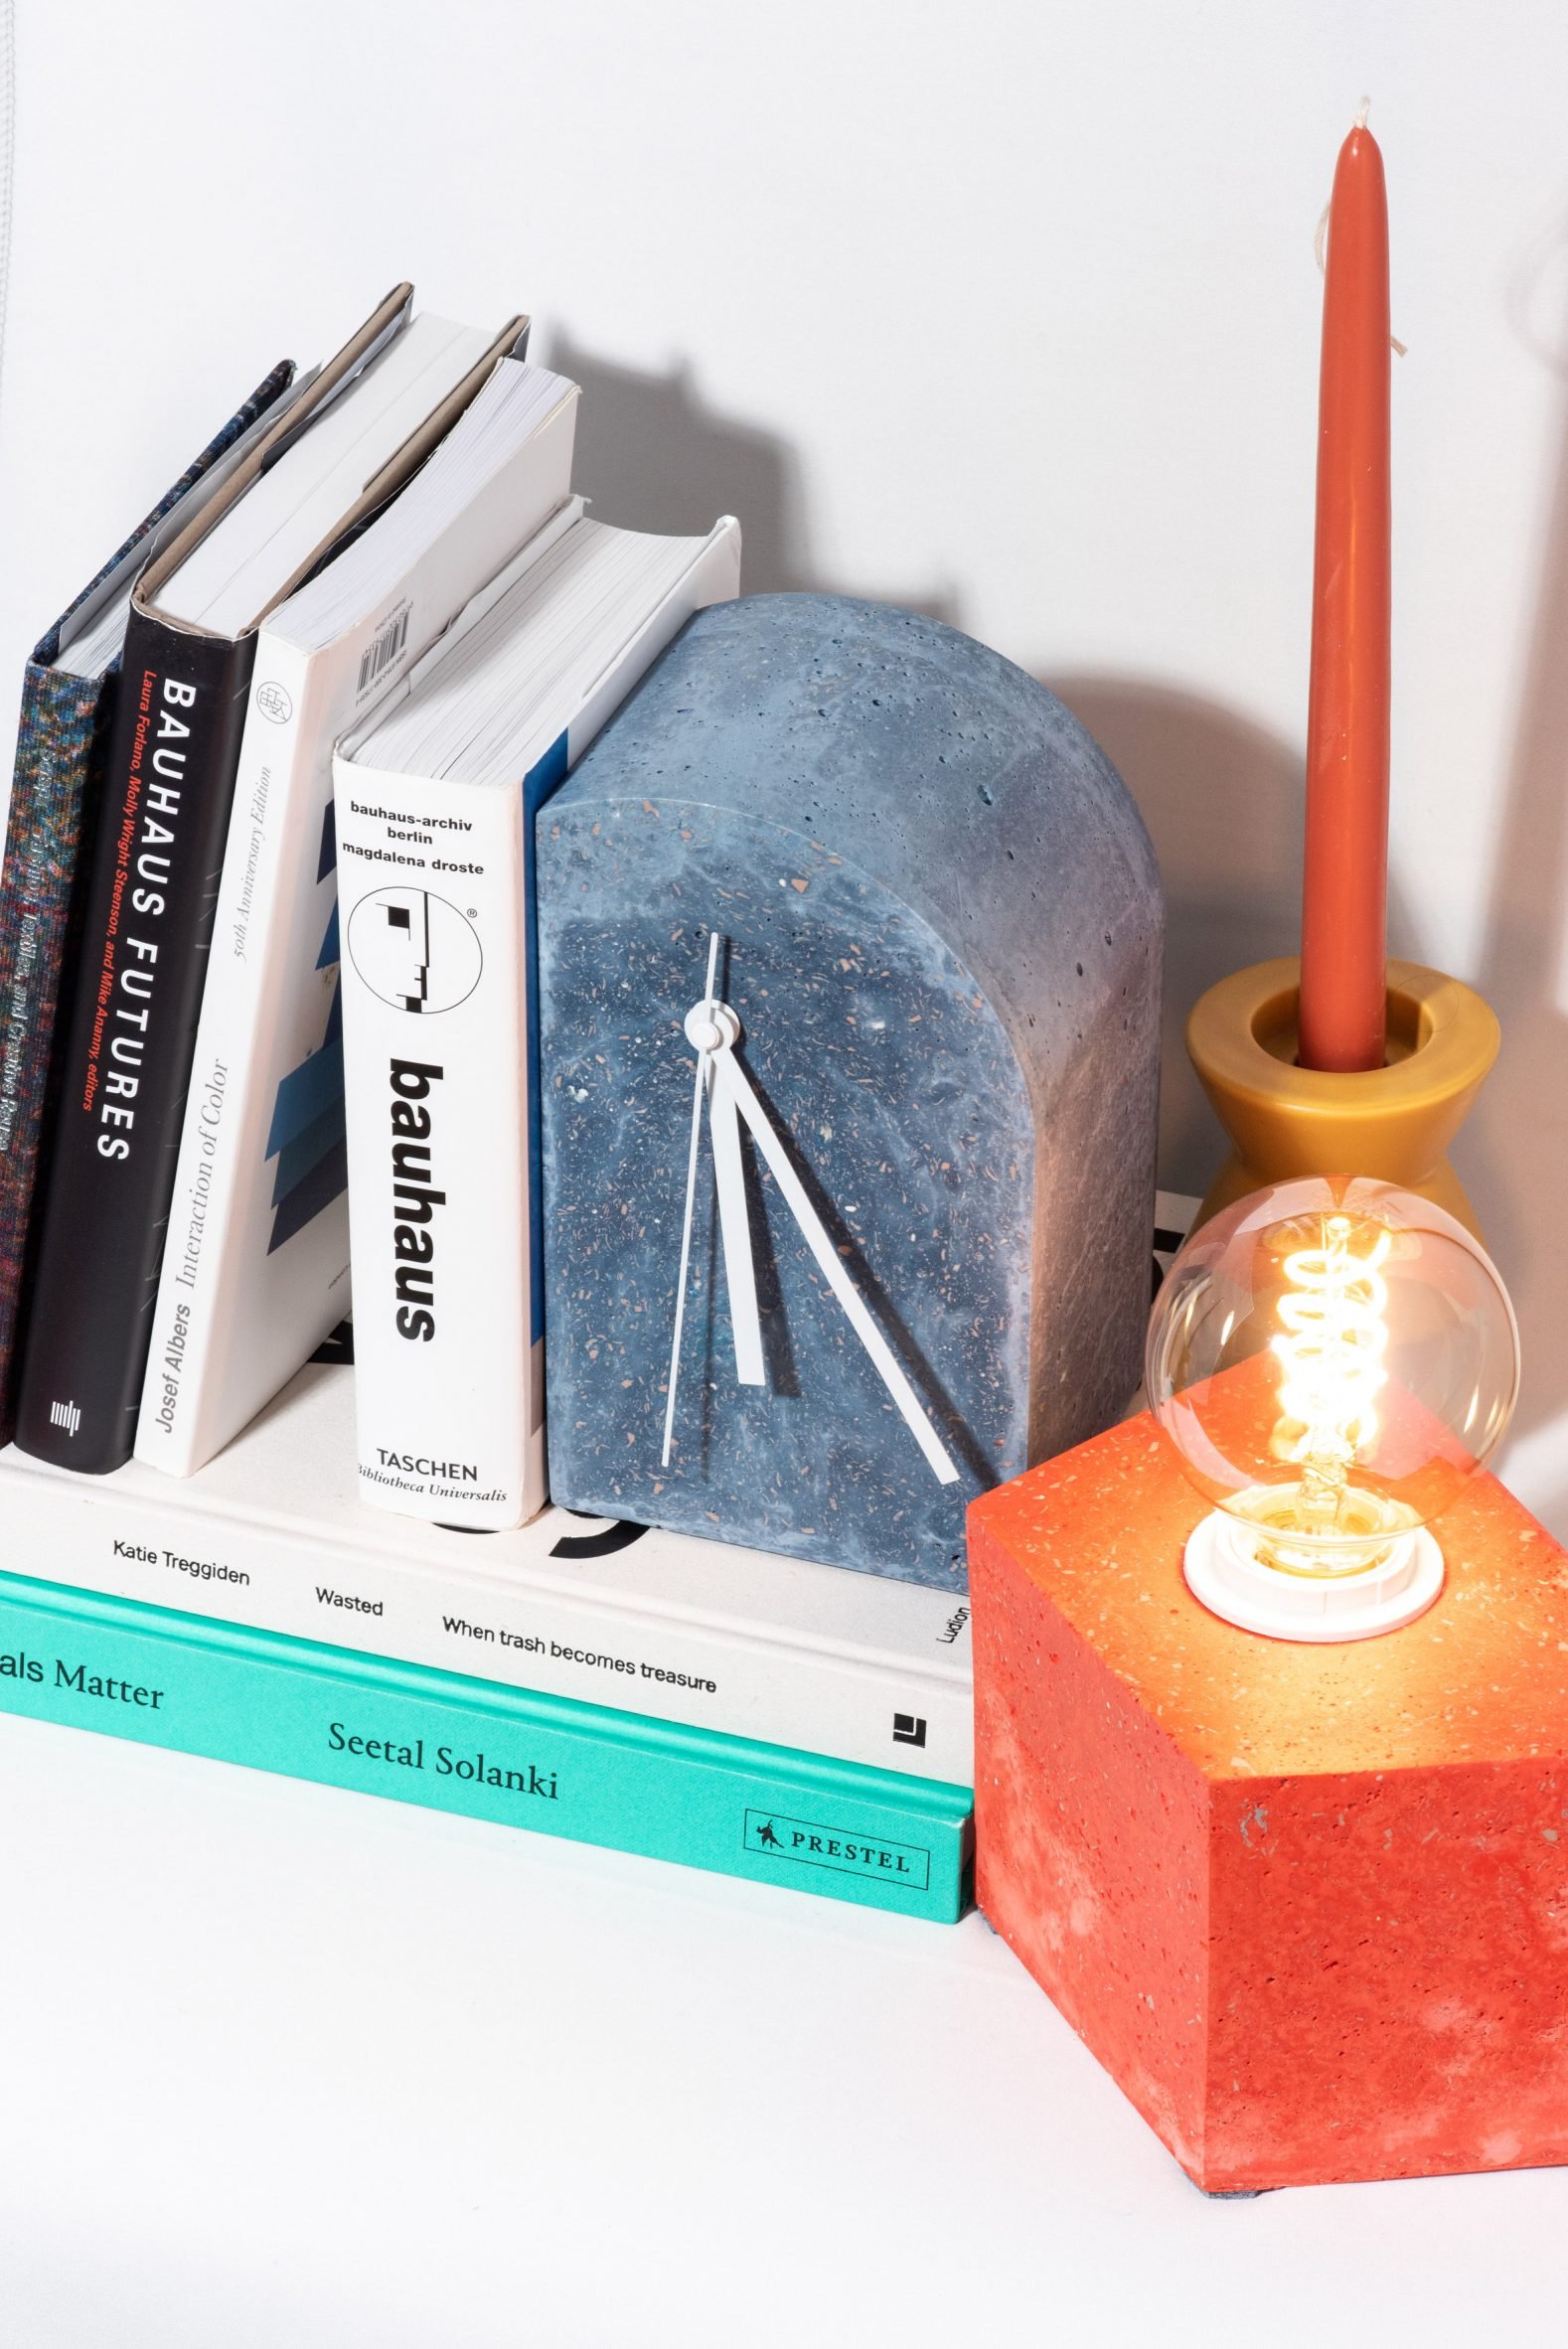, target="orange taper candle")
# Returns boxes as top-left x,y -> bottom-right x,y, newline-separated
1298,112 -> 1392,1074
